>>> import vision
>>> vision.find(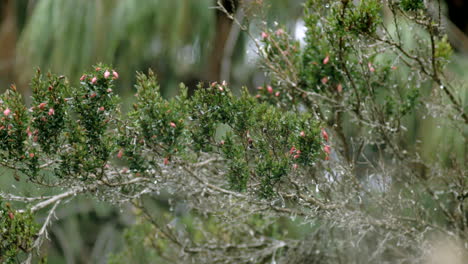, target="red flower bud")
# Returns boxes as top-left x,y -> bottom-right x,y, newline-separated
38,102 -> 47,110
289,146 -> 296,154
29,153 -> 35,158
117,149 -> 124,159
163,157 -> 169,165
321,129 -> 329,142
323,145 -> 331,155
267,86 -> 273,94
